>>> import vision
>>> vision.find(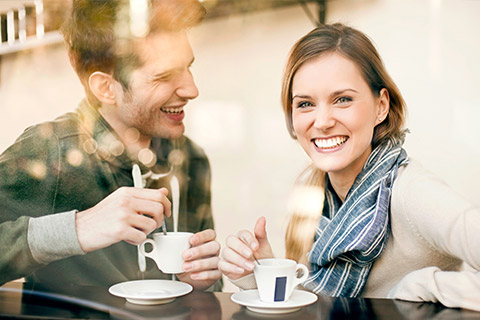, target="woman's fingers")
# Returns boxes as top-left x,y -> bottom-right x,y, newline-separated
227,234 -> 255,259
222,244 -> 255,271
218,259 -> 245,276
237,230 -> 259,251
